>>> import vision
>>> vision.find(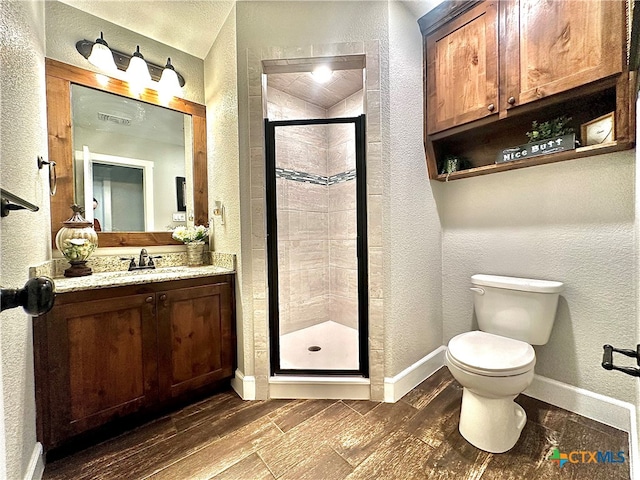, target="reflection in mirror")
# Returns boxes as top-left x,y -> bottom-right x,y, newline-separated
71,84 -> 192,232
